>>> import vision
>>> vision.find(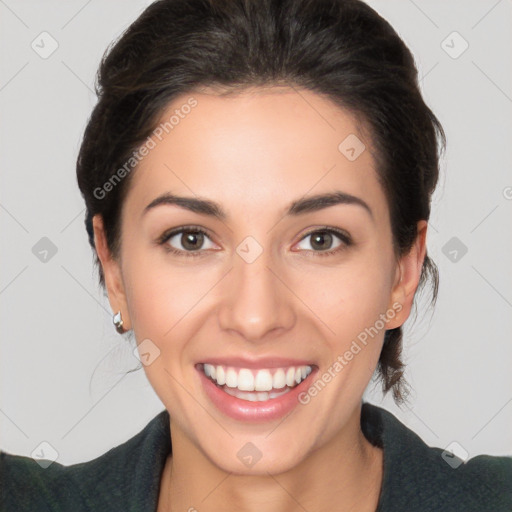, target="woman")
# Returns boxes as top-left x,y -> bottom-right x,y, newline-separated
1,0 -> 511,510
